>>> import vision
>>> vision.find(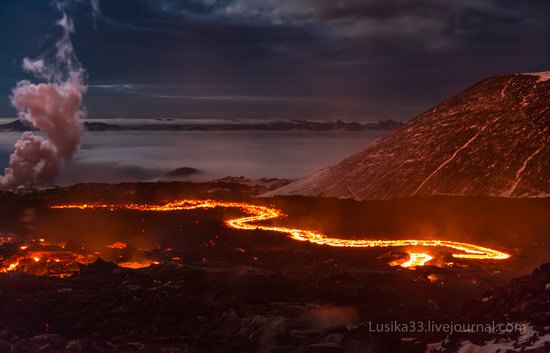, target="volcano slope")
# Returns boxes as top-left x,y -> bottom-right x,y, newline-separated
265,73 -> 550,200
